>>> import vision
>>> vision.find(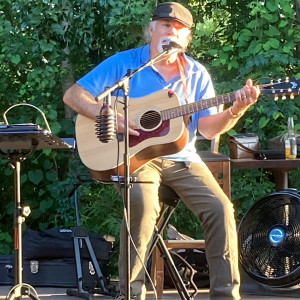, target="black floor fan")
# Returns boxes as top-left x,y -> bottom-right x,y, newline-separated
238,188 -> 300,289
